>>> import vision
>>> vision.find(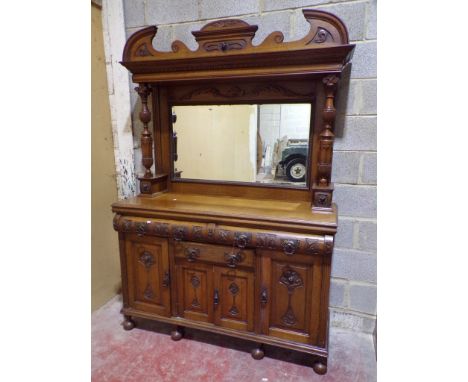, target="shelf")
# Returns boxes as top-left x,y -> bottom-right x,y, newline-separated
112,192 -> 337,234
